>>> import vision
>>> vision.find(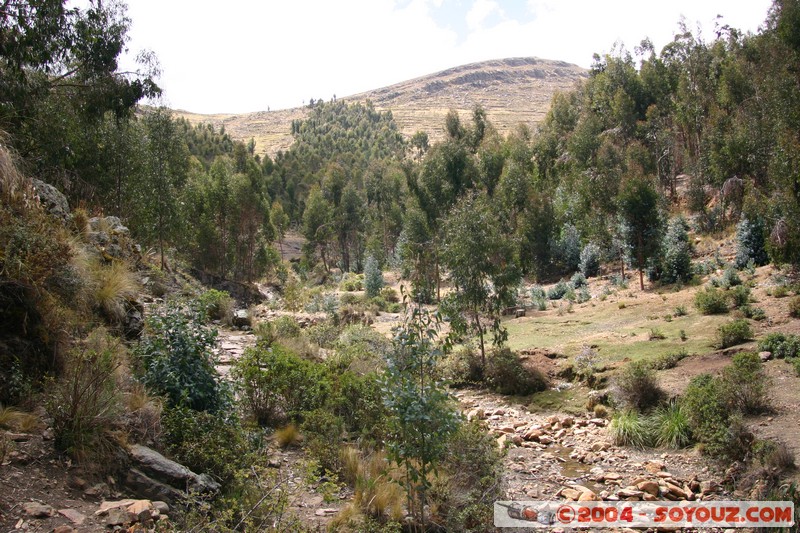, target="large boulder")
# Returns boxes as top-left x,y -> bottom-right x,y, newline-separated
125,444 -> 220,503
31,178 -> 70,219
